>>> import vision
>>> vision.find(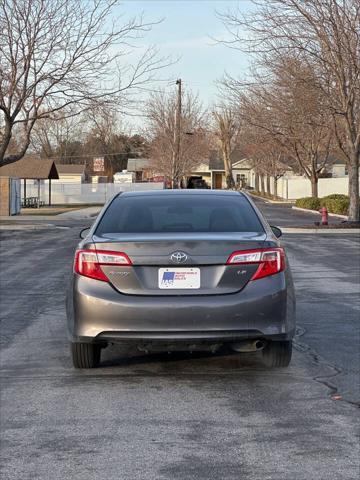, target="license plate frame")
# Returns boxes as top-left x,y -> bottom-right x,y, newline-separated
158,267 -> 201,289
